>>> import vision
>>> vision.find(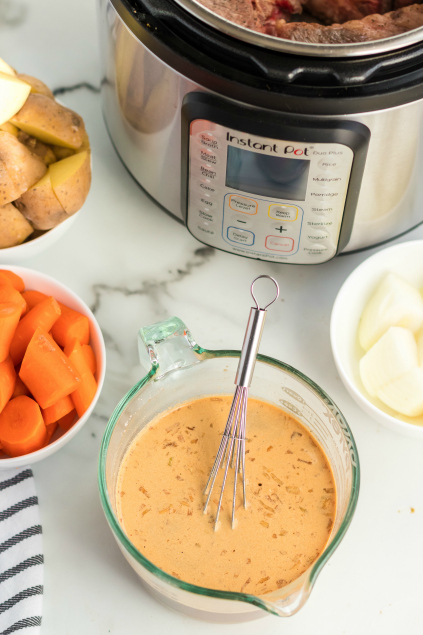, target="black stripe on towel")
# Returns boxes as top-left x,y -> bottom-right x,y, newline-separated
0,526 -> 42,555
1,616 -> 42,634
0,555 -> 44,584
0,586 -> 43,615
0,498 -> 38,522
0,471 -> 32,492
